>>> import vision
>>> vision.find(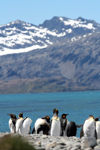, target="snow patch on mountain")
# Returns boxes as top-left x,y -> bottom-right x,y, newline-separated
0,44 -> 47,56
66,29 -> 72,33
0,17 -> 100,56
59,17 -> 95,29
